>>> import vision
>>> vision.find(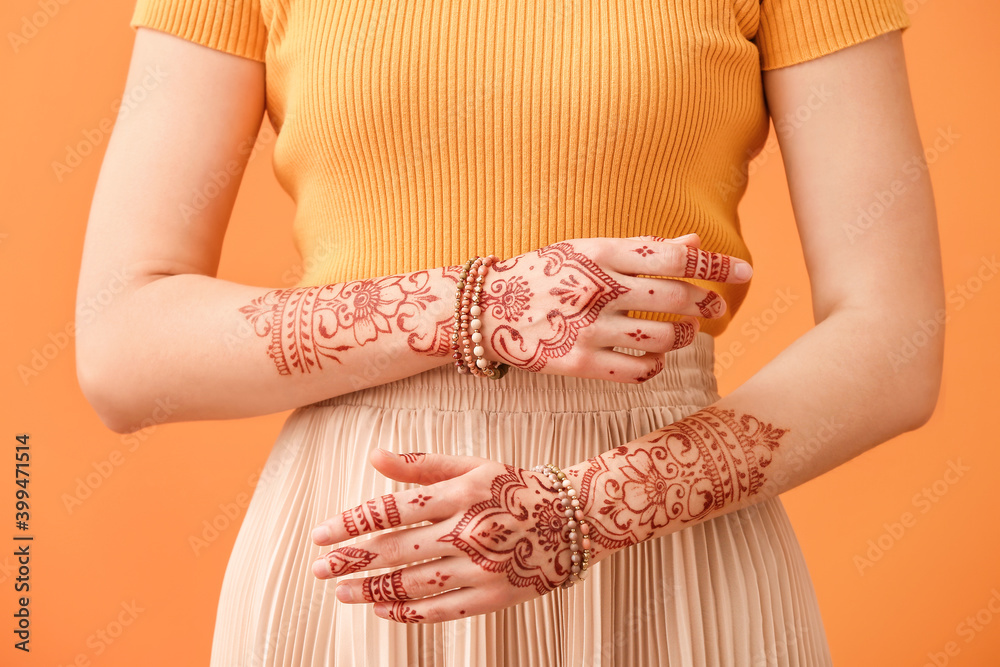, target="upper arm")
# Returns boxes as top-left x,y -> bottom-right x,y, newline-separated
78,27 -> 266,302
762,30 -> 943,323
